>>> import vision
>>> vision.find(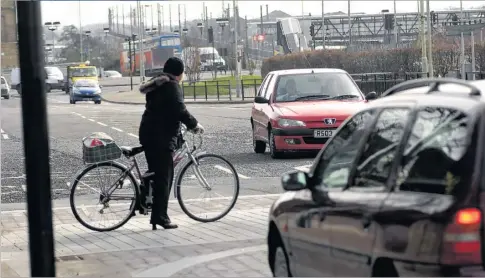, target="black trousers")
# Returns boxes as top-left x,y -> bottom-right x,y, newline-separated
143,143 -> 174,221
